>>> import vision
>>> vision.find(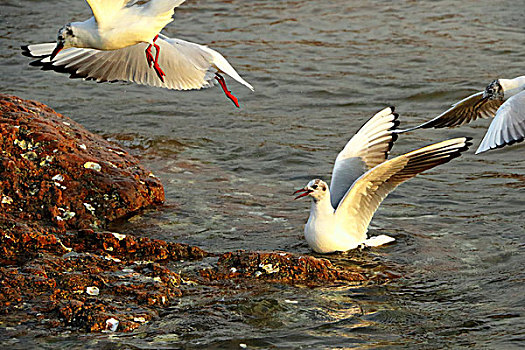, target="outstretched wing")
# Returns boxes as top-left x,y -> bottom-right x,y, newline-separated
476,90 -> 525,154
336,137 -> 471,236
398,92 -> 503,132
86,0 -> 186,27
329,106 -> 399,209
85,0 -> 130,25
22,36 -> 252,91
